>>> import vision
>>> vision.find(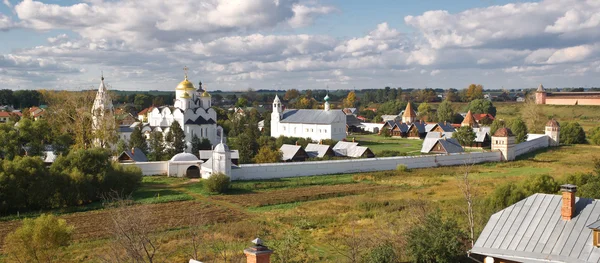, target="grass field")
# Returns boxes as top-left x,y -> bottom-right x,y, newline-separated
351,134 -> 423,155
1,143 -> 598,262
